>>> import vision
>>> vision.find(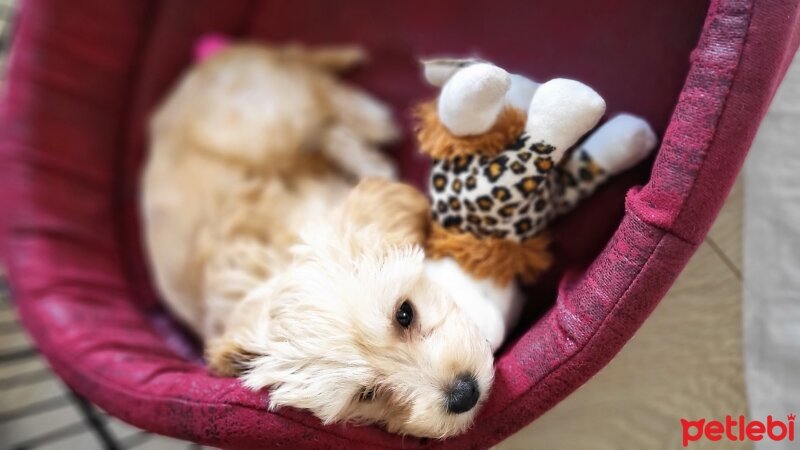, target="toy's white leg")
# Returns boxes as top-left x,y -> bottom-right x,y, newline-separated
551,114 -> 657,216
551,149 -> 610,216
505,73 -> 541,111
438,63 -> 511,136
424,257 -> 524,352
581,113 -> 657,175
525,79 -> 606,162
